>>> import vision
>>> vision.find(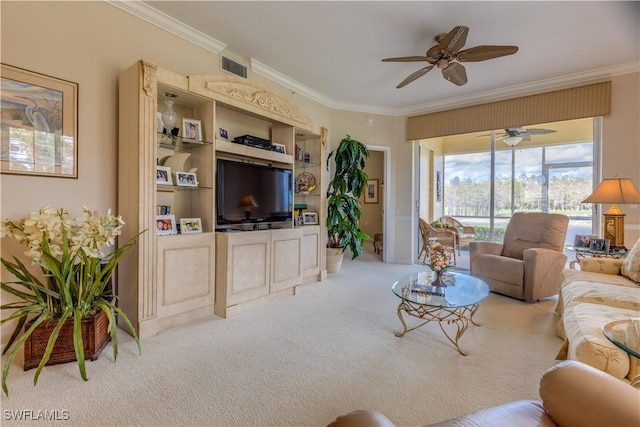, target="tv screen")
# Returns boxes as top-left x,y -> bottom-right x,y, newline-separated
216,159 -> 293,227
